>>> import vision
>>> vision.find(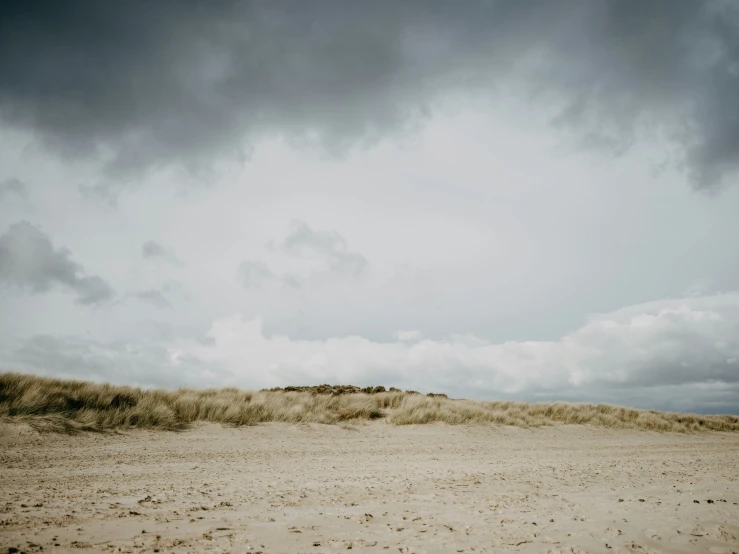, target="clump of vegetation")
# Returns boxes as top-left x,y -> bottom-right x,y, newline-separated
264,384 -> 414,395
1,372 -> 737,434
